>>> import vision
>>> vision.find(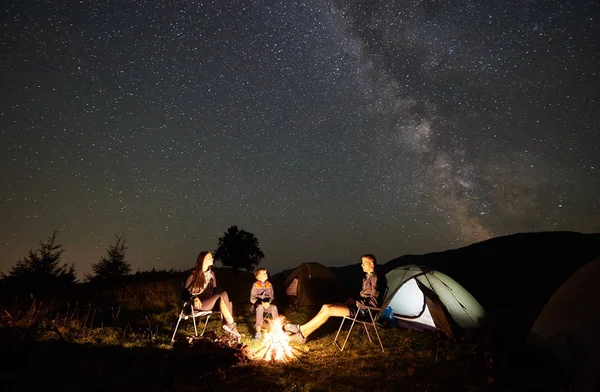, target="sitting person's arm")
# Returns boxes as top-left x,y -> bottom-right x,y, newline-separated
182,272 -> 196,301
265,281 -> 274,305
250,282 -> 259,305
209,270 -> 218,295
